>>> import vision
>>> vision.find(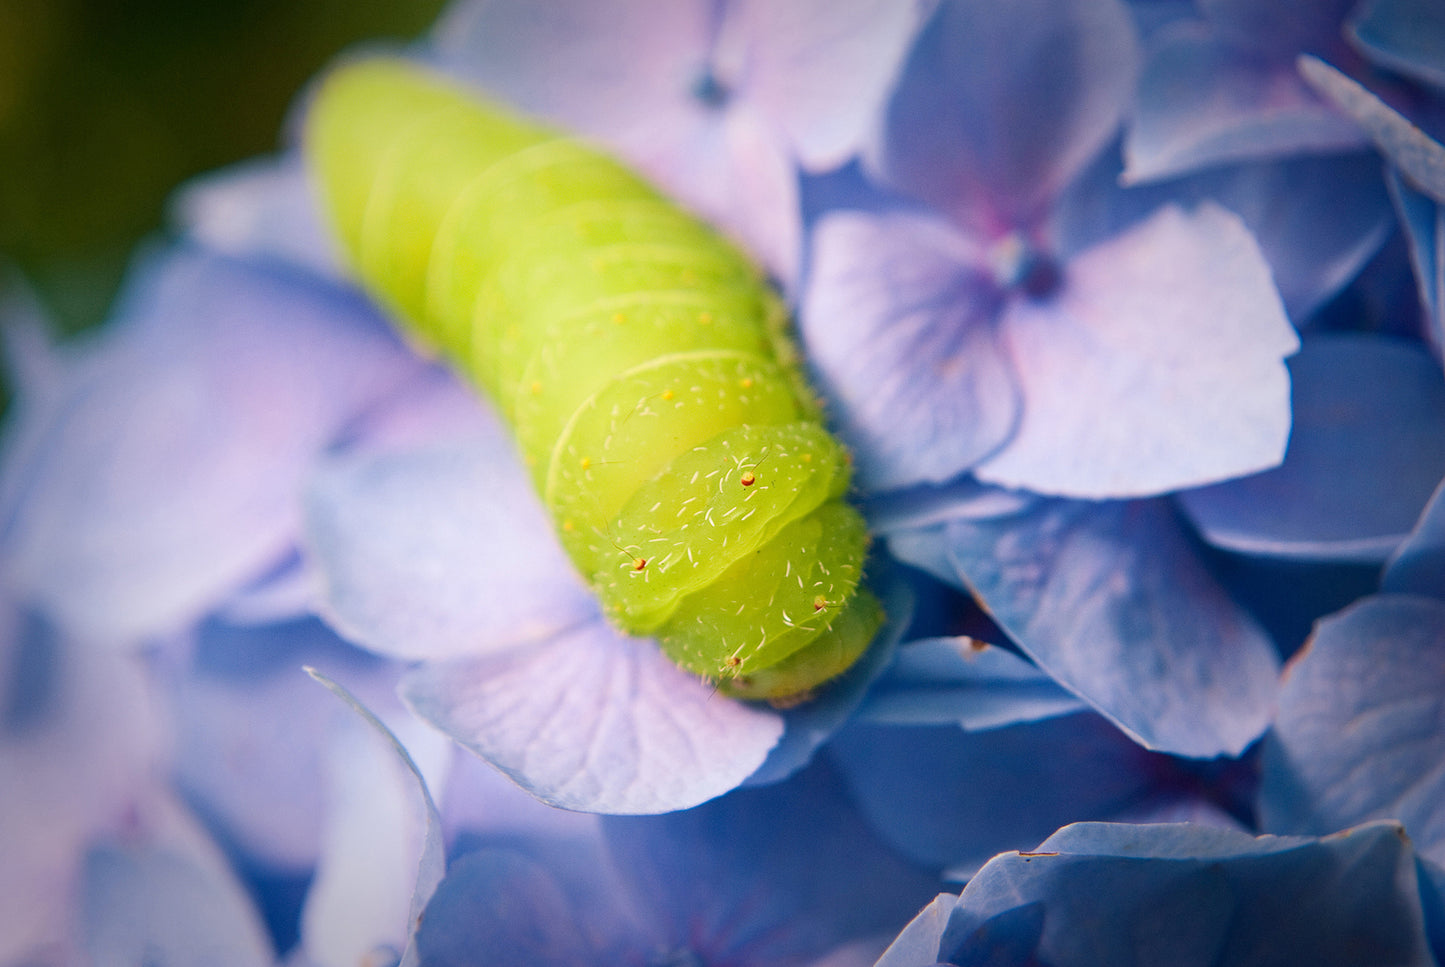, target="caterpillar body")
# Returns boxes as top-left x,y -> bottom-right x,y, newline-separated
306,59 -> 881,701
